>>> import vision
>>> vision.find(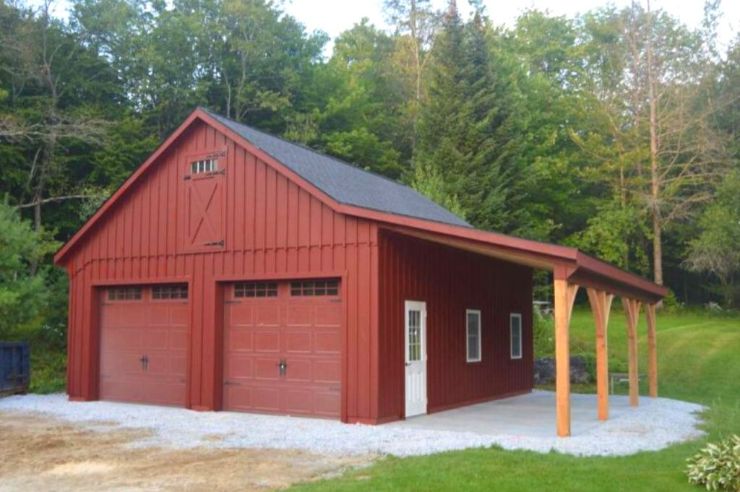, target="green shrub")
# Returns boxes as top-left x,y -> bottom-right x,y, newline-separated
686,435 -> 740,491
0,202 -> 67,394
533,309 -> 553,357
0,202 -> 60,340
578,352 -> 596,382
29,347 -> 66,393
662,289 -> 683,311
608,355 -> 628,374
